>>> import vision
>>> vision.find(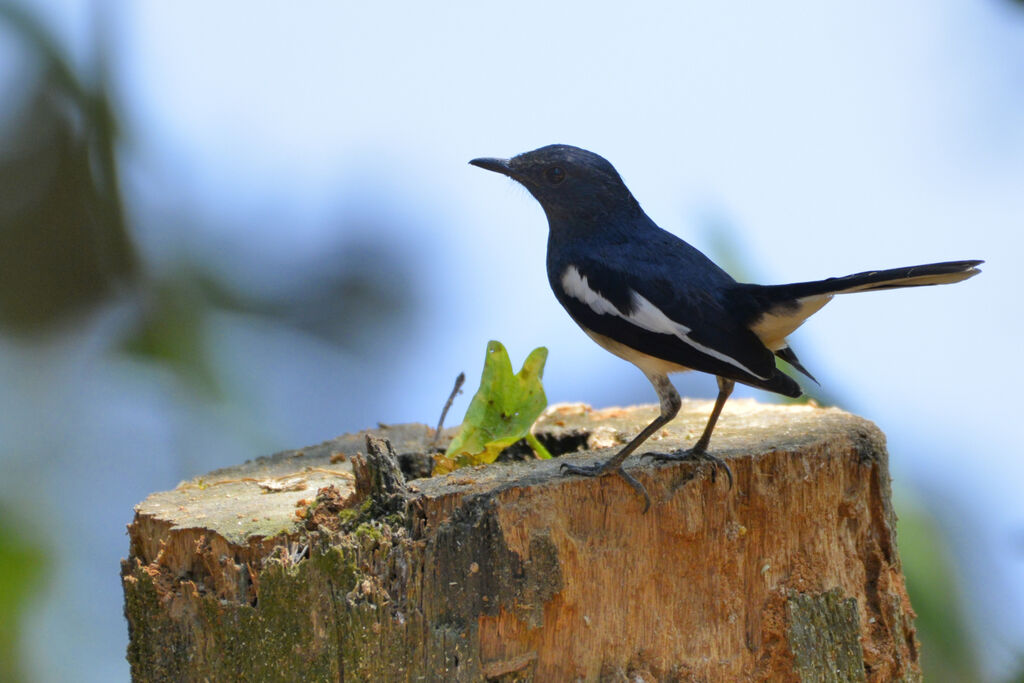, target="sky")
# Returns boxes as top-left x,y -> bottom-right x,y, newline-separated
3,0 -> 1023,680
